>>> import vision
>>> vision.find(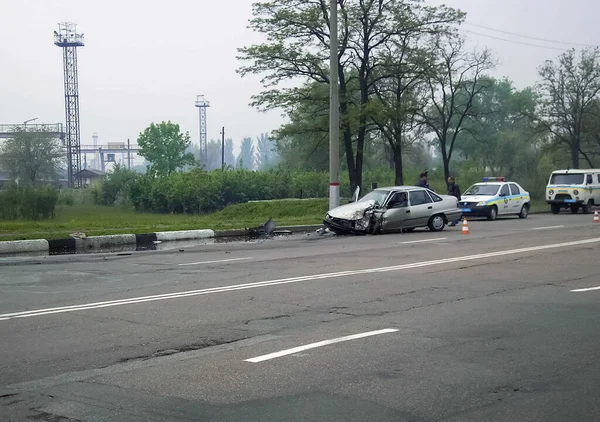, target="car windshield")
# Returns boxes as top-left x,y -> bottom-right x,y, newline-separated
550,174 -> 584,185
463,184 -> 499,196
359,189 -> 390,206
